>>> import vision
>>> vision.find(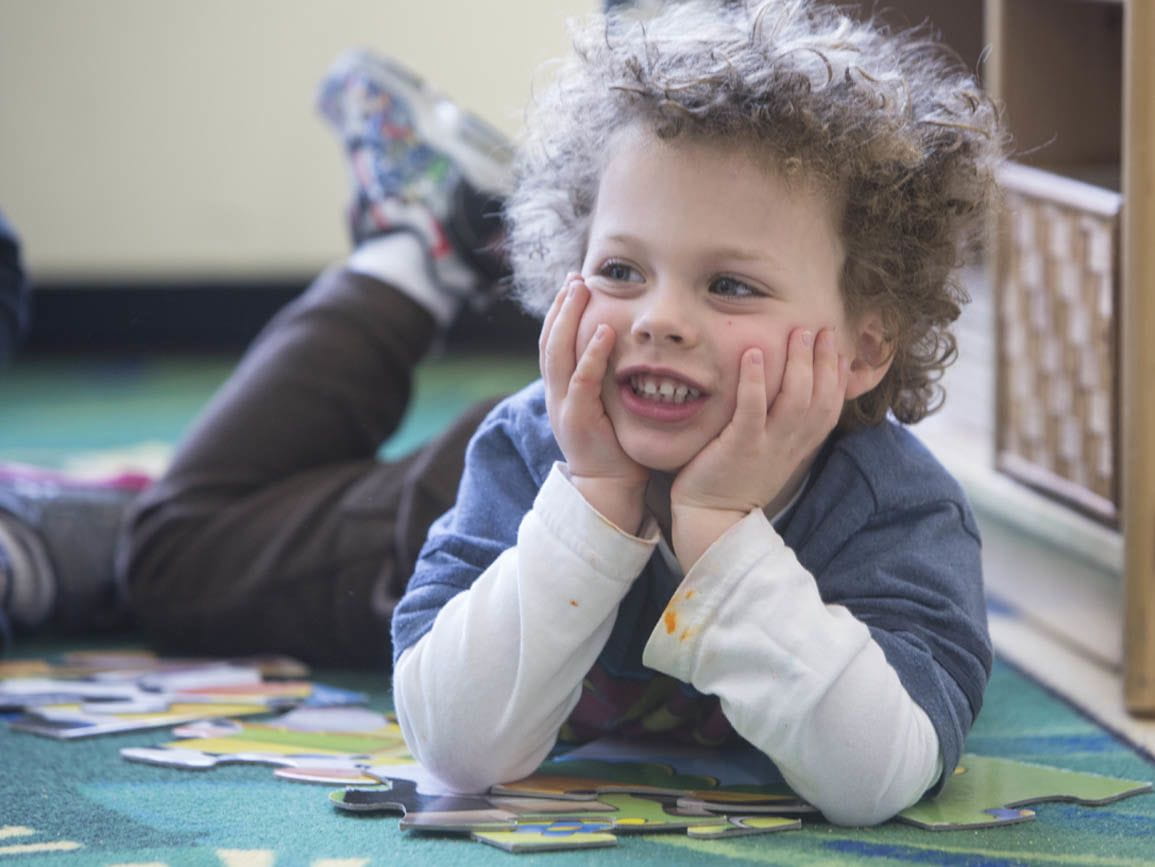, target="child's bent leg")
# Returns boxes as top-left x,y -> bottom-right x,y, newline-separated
121,267 -> 482,666
123,49 -> 518,666
151,265 -> 437,491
